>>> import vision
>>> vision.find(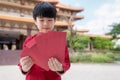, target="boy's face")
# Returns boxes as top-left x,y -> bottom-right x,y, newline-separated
35,17 -> 55,33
